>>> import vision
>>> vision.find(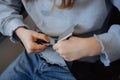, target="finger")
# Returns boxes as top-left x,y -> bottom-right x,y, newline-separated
55,47 -> 66,57
33,49 -> 45,53
61,55 -> 72,61
28,43 -> 46,53
33,43 -> 47,50
53,40 -> 64,49
53,43 -> 59,50
27,49 -> 43,54
33,32 -> 50,43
